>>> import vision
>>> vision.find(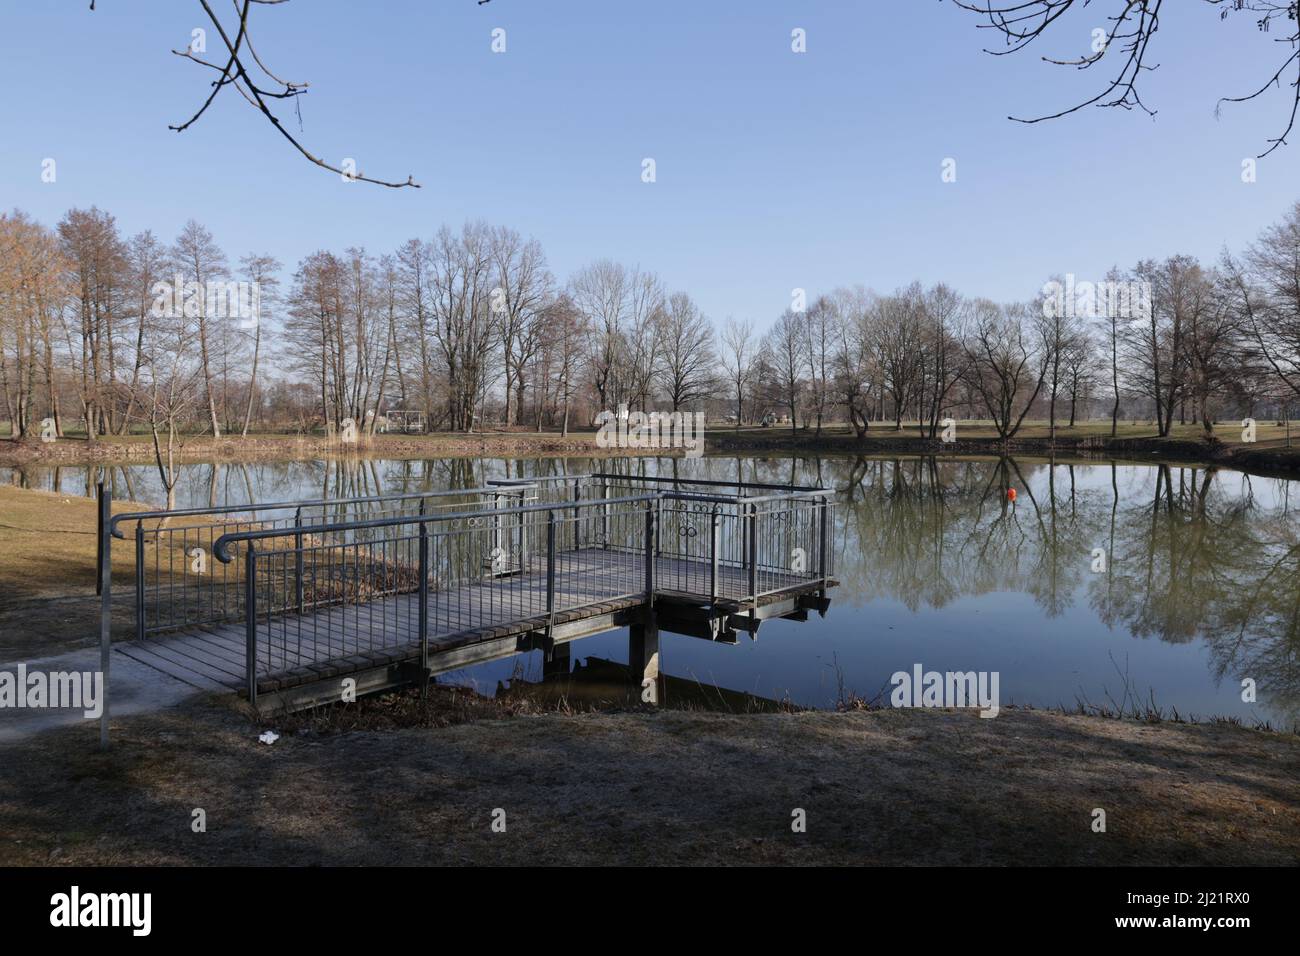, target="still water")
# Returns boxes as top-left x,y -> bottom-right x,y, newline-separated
6,454 -> 1298,723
